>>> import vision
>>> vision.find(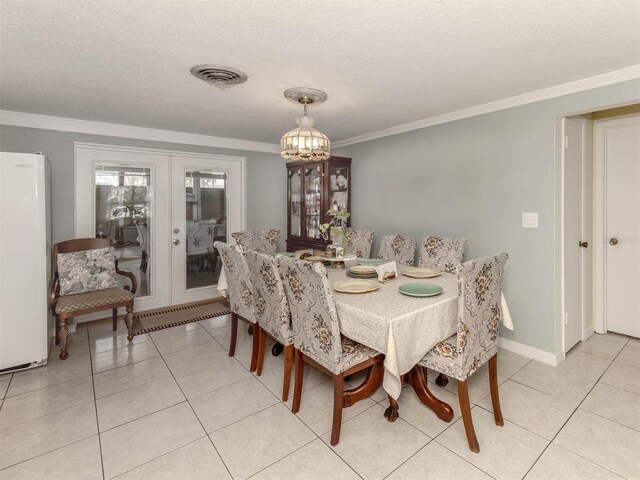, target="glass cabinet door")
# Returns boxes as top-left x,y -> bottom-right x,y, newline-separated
328,164 -> 349,241
289,168 -> 302,237
304,165 -> 322,239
